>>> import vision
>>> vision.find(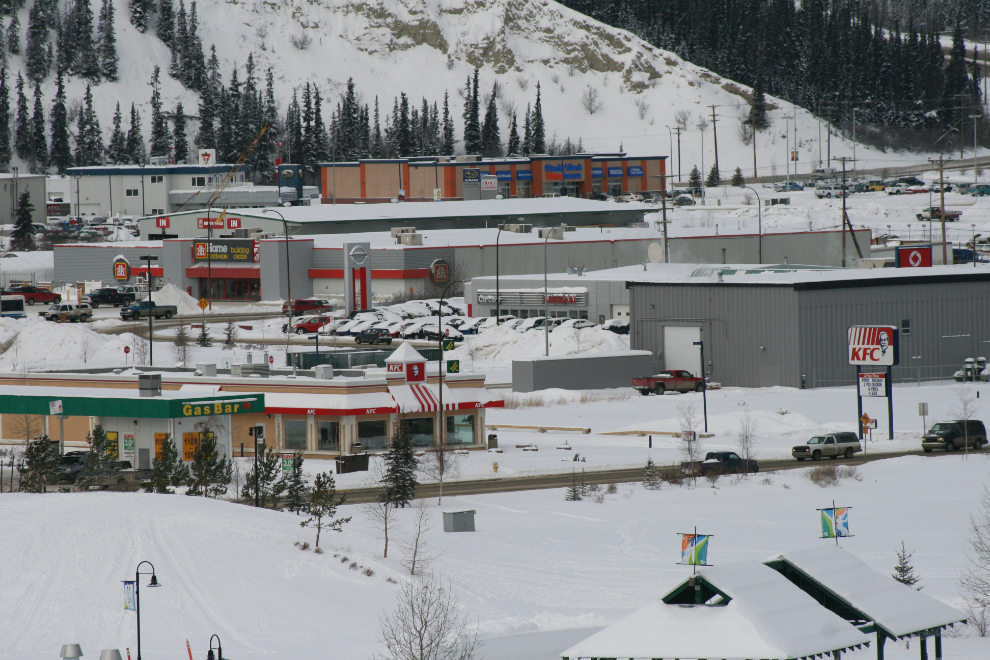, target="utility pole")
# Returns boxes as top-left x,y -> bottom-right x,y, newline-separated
710,105 -> 720,178
929,156 -> 949,265
752,121 -> 758,179
832,157 -> 862,267
673,126 -> 682,182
